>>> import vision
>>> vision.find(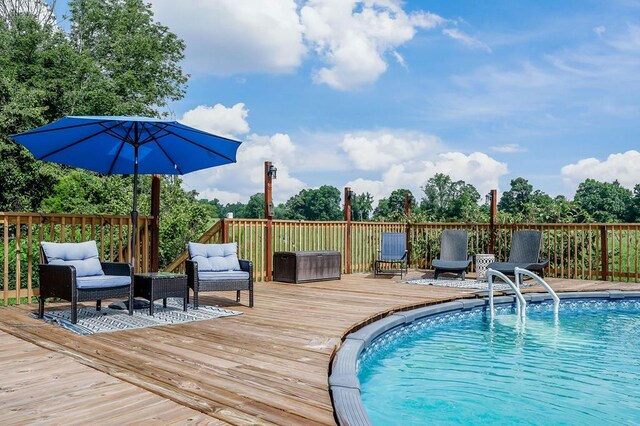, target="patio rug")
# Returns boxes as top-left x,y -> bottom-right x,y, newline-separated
402,277 -> 535,292
36,298 -> 242,335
